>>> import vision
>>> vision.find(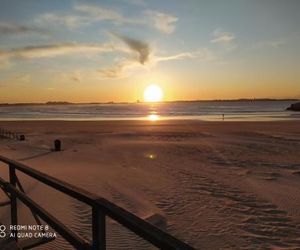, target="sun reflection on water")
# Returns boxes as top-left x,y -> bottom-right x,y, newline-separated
148,114 -> 159,121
